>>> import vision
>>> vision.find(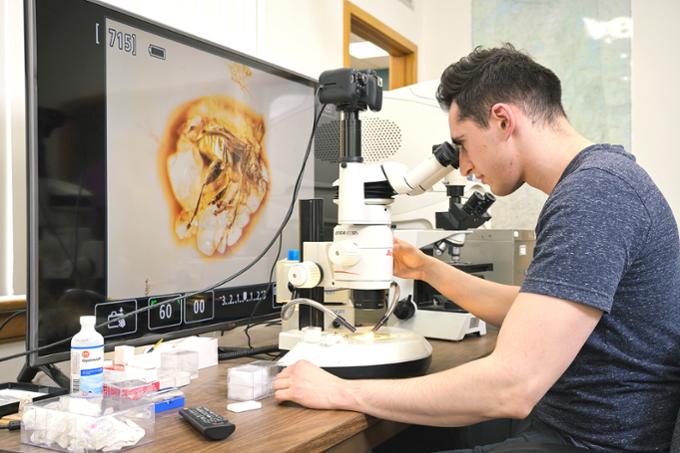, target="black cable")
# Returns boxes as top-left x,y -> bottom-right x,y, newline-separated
0,310 -> 26,333
0,103 -> 327,364
249,353 -> 279,361
244,313 -> 283,348
218,344 -> 280,361
245,232 -> 283,349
